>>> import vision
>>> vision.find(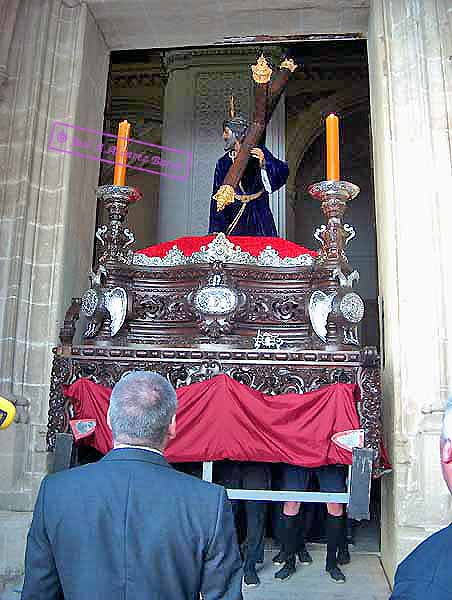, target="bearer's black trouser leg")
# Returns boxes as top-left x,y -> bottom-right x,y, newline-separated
243,501 -> 267,571
326,514 -> 345,571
